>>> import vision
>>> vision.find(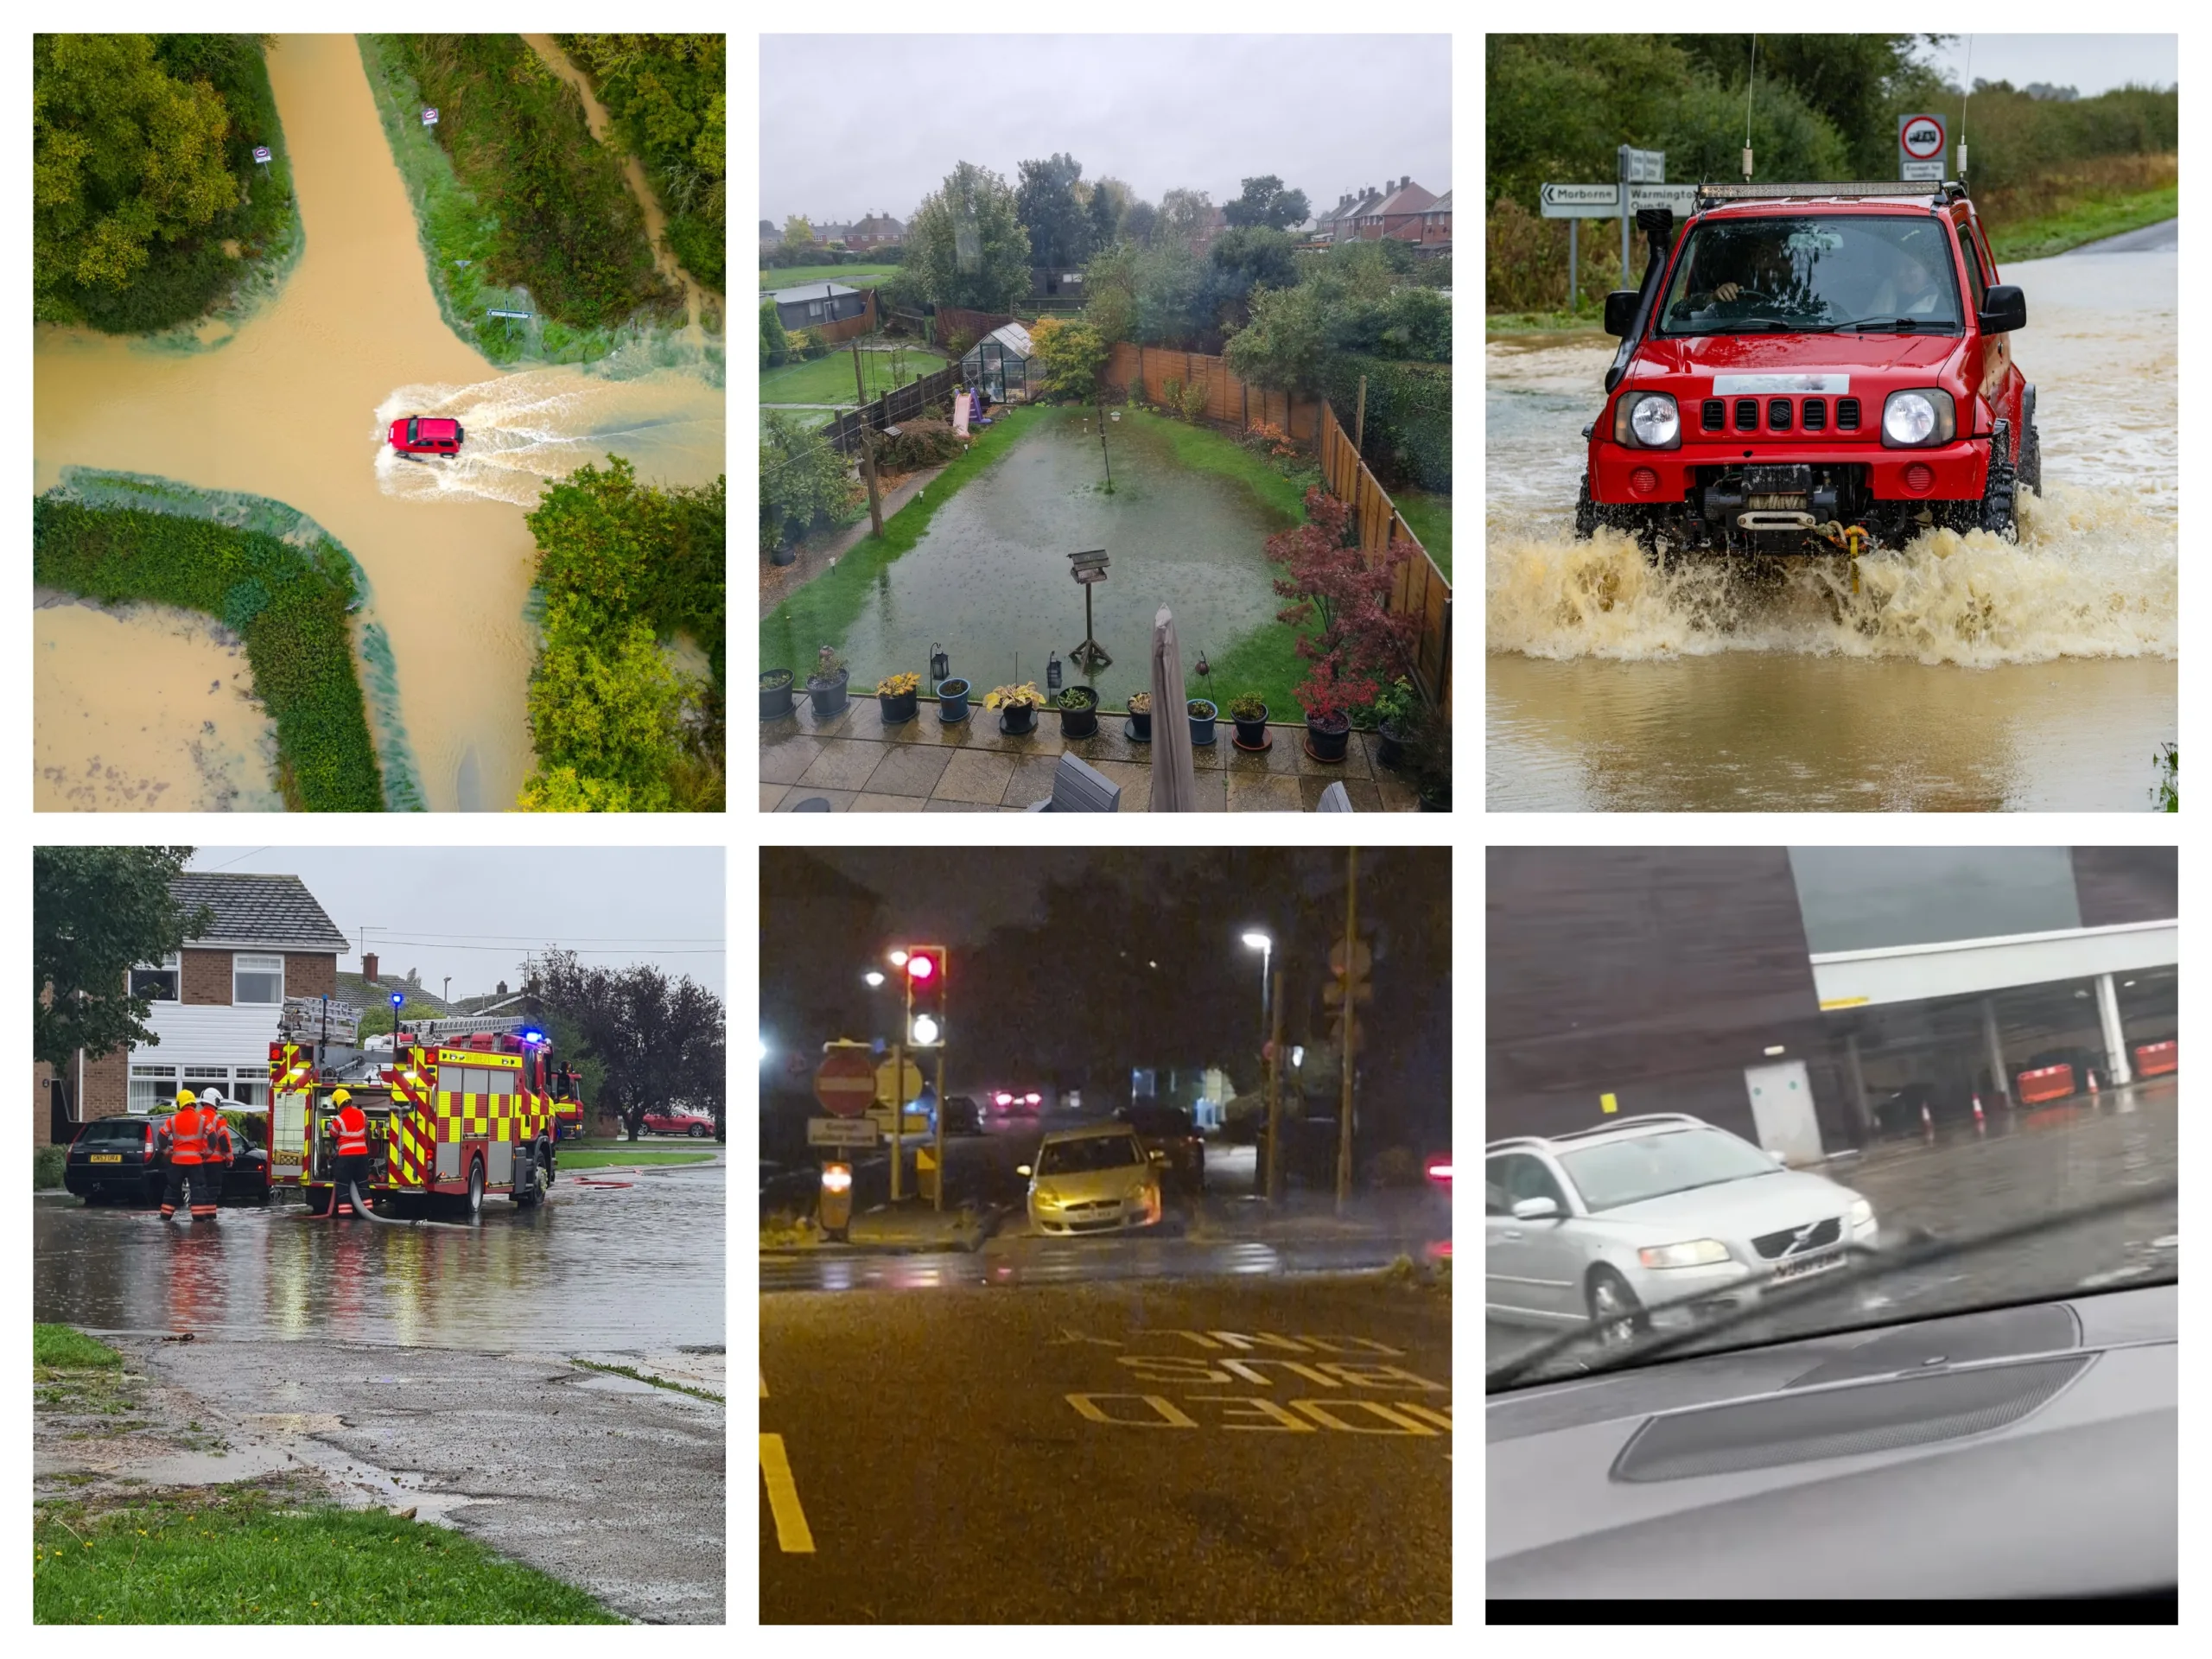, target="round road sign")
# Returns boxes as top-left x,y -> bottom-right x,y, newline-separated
814,1049 -> 876,1117
1901,116 -> 1945,162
